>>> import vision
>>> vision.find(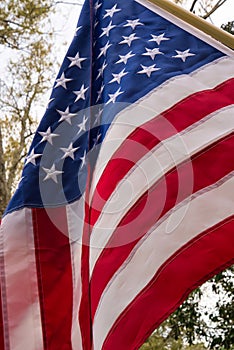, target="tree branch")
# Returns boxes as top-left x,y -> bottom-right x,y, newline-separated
0,125 -> 10,215
202,0 -> 228,20
54,1 -> 83,5
190,0 -> 199,12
